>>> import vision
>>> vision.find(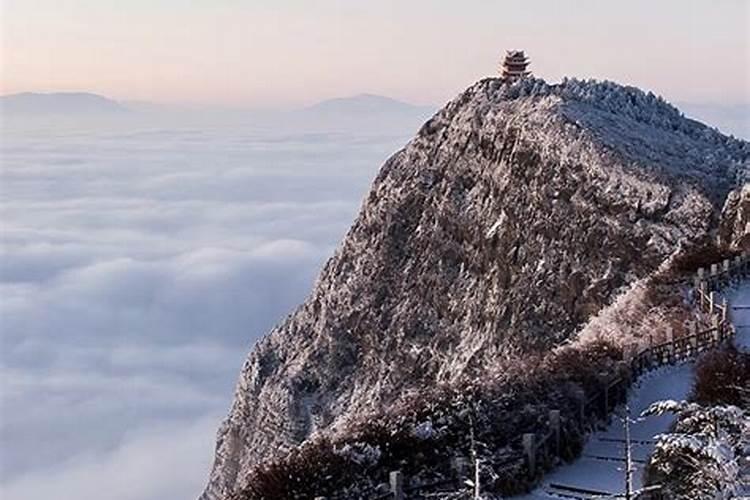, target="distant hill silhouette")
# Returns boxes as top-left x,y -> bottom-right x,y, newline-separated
0,92 -> 127,115
292,93 -> 435,131
0,91 -> 435,132
303,93 -> 433,115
